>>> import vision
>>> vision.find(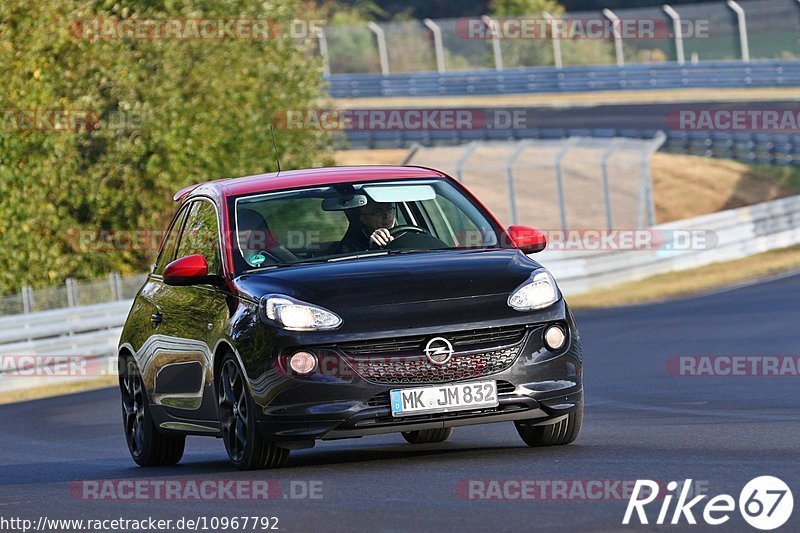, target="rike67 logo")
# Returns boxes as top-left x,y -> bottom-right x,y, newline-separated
623,477 -> 793,530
